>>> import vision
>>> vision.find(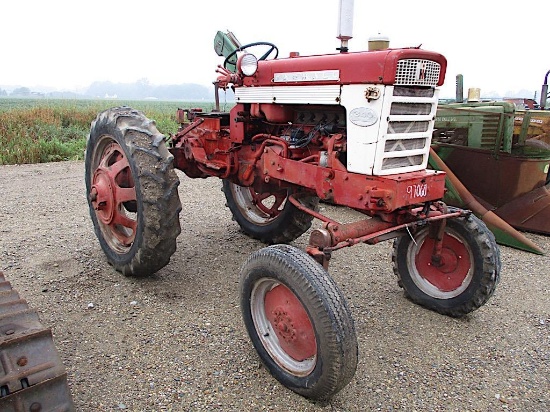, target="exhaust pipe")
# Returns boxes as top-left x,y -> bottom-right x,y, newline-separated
337,0 -> 354,52
540,70 -> 549,110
